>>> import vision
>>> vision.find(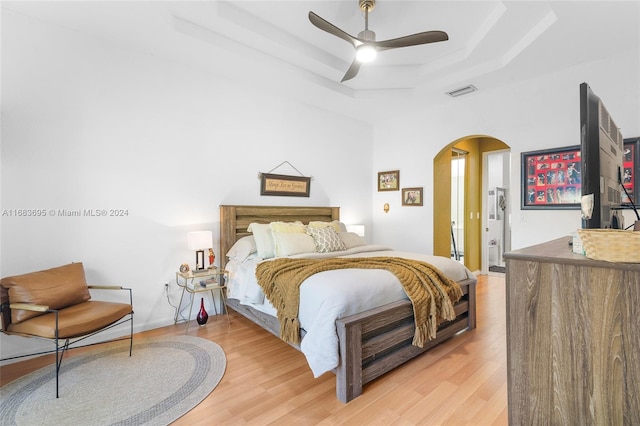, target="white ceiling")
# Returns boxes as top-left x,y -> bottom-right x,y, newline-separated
3,1 -> 639,124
